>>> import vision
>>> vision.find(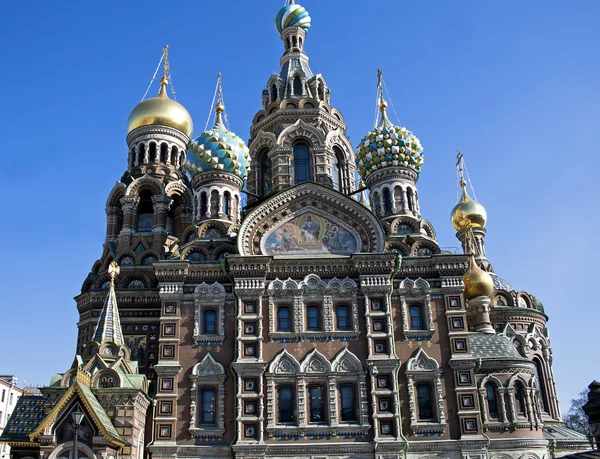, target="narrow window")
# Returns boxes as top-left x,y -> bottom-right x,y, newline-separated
160,143 -> 168,163
293,76 -> 302,96
270,84 -> 278,103
309,386 -> 326,423
149,142 -> 157,162
340,385 -> 357,422
278,386 -> 294,423
409,305 -> 424,330
203,309 -> 217,334
277,306 -> 291,332
416,383 -> 434,421
407,188 -> 415,211
223,193 -> 231,217
259,149 -> 273,196
383,188 -> 393,213
306,306 -> 321,330
486,383 -> 499,418
336,305 -> 350,330
514,382 -> 527,416
534,359 -> 549,413
332,156 -> 340,191
137,191 -> 154,232
200,389 -> 216,424
1,390 -> 4,402
293,143 -> 311,184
